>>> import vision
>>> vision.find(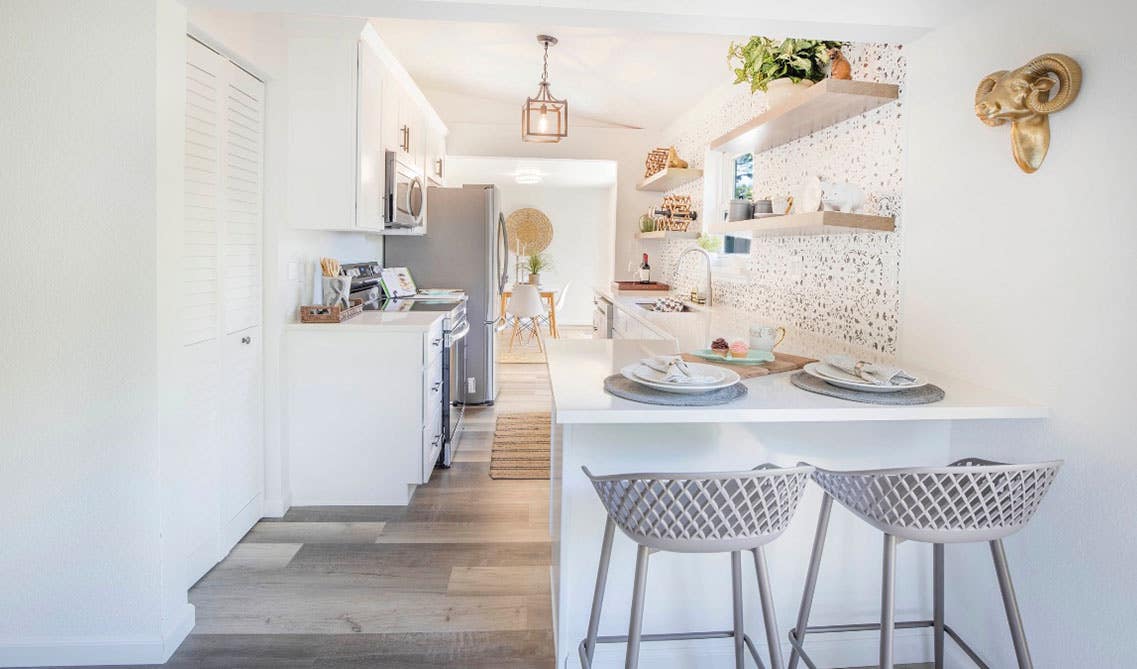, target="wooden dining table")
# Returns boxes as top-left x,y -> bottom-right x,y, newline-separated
499,286 -> 559,338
